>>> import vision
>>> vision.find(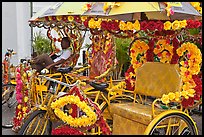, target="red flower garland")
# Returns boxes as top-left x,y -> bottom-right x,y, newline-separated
146,39 -> 155,62
170,37 -> 180,64
125,65 -> 135,91
52,125 -> 84,135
